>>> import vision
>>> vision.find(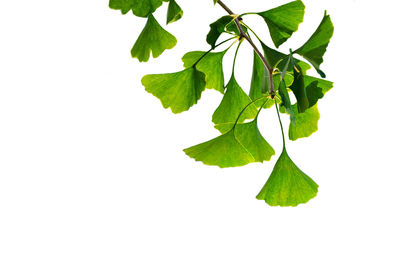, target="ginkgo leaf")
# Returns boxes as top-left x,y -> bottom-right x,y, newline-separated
109,0 -> 163,17
212,75 -> 258,125
294,11 -> 334,78
215,119 -> 275,162
182,50 -> 227,93
185,116 -> 275,167
256,148 -> 318,206
290,62 -> 309,113
131,14 -> 177,62
206,16 -> 240,48
141,67 -> 206,114
261,42 -> 310,73
304,75 -> 333,94
167,0 -> 183,24
184,130 -> 255,168
305,81 -> 324,108
289,104 -> 320,140
258,0 -> 305,48
249,51 -> 270,102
